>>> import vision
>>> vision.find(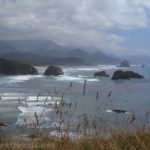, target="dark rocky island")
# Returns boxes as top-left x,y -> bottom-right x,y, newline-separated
44,66 -> 64,76
0,58 -> 38,75
94,71 -> 109,77
120,60 -> 130,67
112,109 -> 127,114
112,70 -> 144,80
